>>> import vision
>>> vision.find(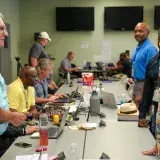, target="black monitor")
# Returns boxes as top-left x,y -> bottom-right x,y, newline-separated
154,6 -> 160,30
56,7 -> 94,31
104,6 -> 143,31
